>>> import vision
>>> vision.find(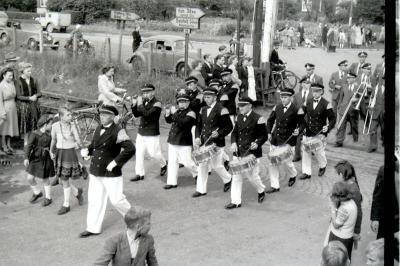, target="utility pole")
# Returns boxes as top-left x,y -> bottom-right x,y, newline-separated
349,0 -> 353,26
236,0 -> 242,57
252,0 -> 263,67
